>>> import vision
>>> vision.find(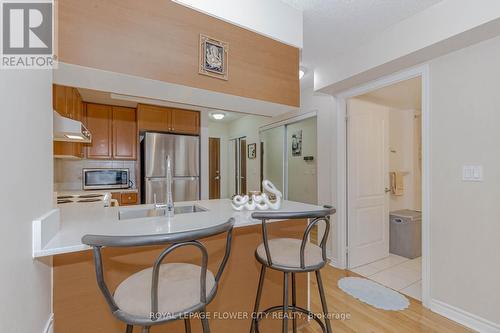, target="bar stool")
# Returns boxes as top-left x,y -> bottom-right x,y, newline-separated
250,207 -> 336,333
82,218 -> 234,333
